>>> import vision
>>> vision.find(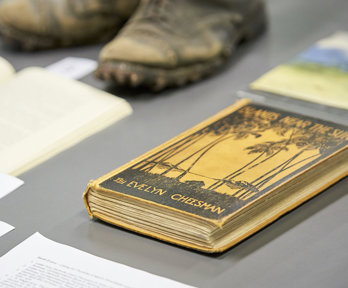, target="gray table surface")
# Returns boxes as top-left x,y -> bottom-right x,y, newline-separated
1,0 -> 348,287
